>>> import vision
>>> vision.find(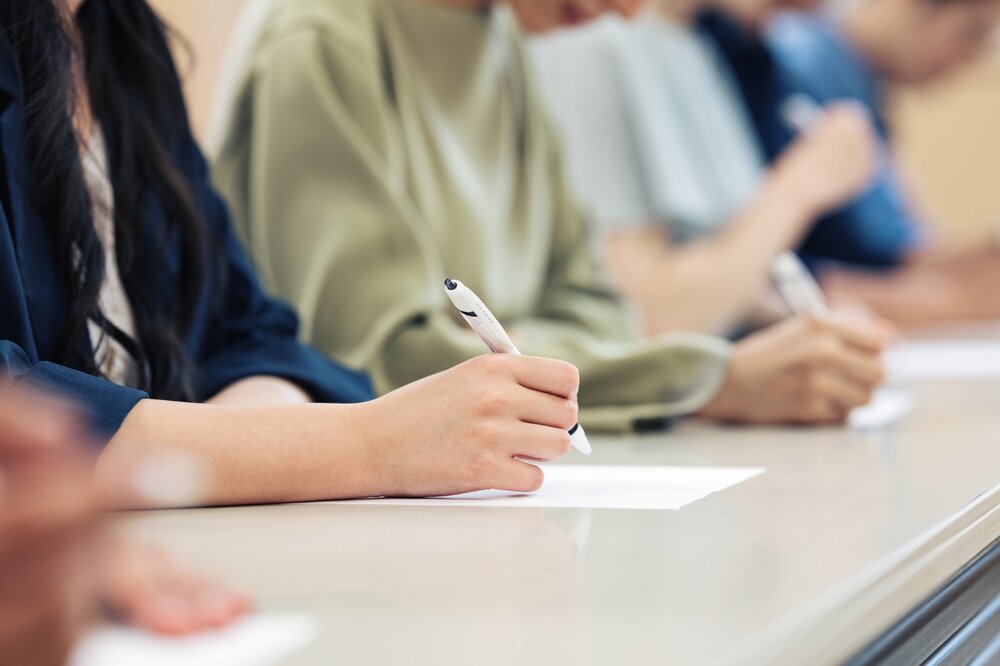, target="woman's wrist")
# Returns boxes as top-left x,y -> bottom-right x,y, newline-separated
696,365 -> 741,421
328,398 -> 398,500
267,401 -> 392,502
